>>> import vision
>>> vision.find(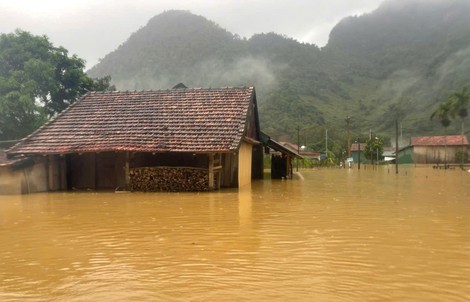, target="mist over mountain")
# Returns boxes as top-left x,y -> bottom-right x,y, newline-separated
88,0 -> 470,148
324,0 -> 470,134
88,11 -> 283,92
